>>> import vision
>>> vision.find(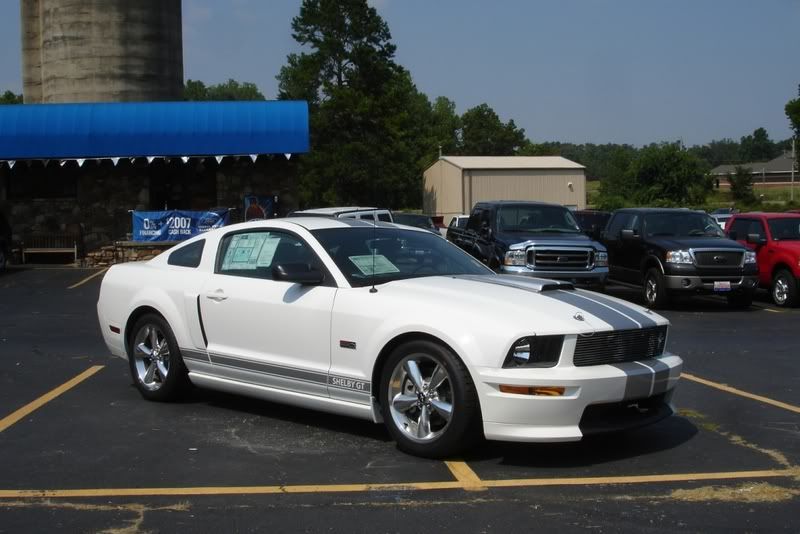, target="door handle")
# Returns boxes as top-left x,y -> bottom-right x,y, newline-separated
206,291 -> 228,302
